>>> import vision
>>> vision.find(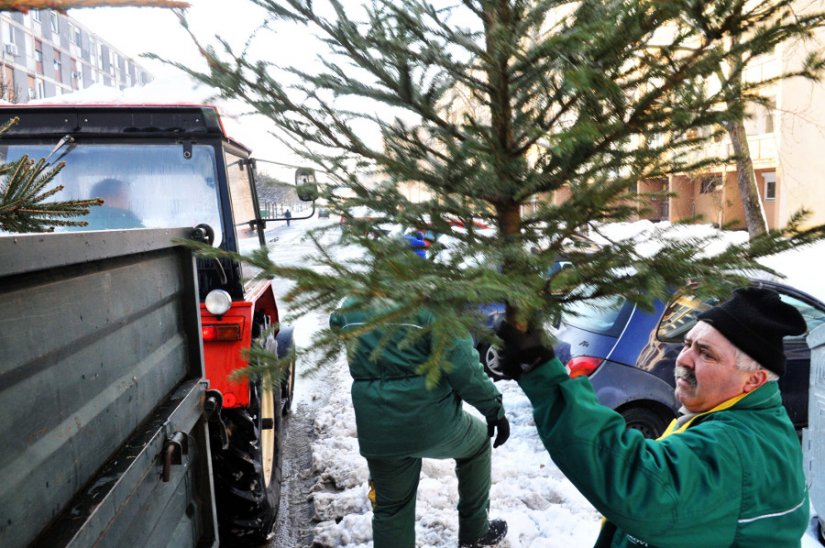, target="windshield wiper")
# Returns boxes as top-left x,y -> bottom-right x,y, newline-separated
44,134 -> 75,166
